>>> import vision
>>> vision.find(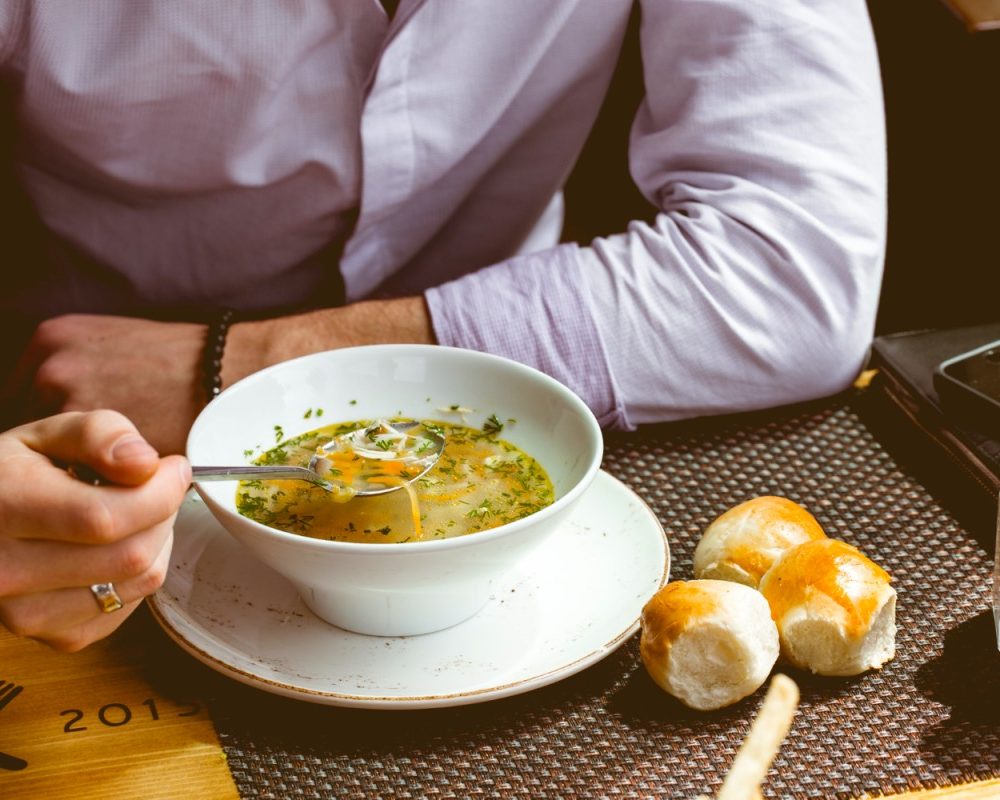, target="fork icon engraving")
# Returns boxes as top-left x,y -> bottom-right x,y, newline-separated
0,680 -> 28,771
